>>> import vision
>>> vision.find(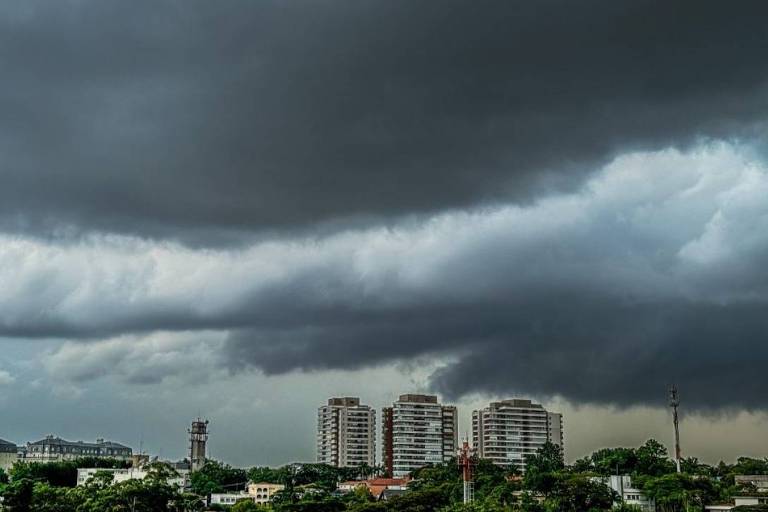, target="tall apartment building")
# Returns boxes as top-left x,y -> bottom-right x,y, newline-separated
381,394 -> 458,477
317,397 -> 376,468
472,399 -> 563,470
